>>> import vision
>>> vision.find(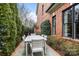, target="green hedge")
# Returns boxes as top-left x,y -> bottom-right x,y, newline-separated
16,18 -> 22,46
10,3 -> 23,46
0,3 -> 23,55
2,20 -> 17,55
41,20 -> 51,35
